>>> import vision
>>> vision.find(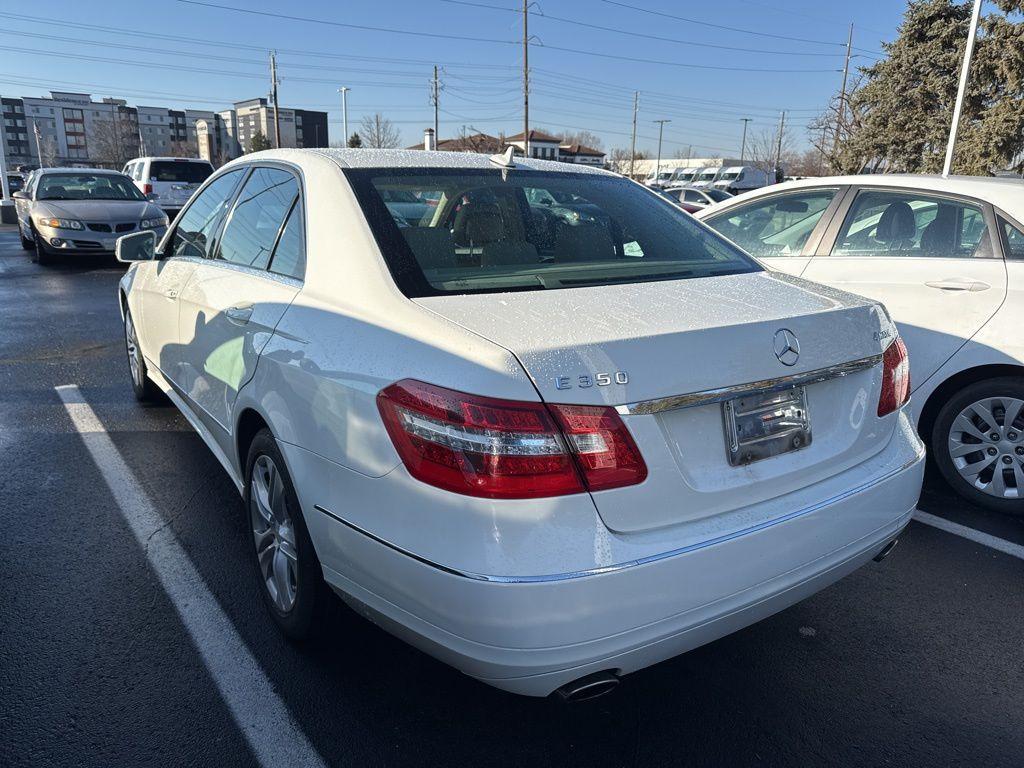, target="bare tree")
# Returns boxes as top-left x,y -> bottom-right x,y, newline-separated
606,147 -> 649,176
90,117 -> 141,168
359,114 -> 400,149
559,130 -> 603,151
168,139 -> 194,158
36,135 -> 58,168
746,127 -> 796,179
